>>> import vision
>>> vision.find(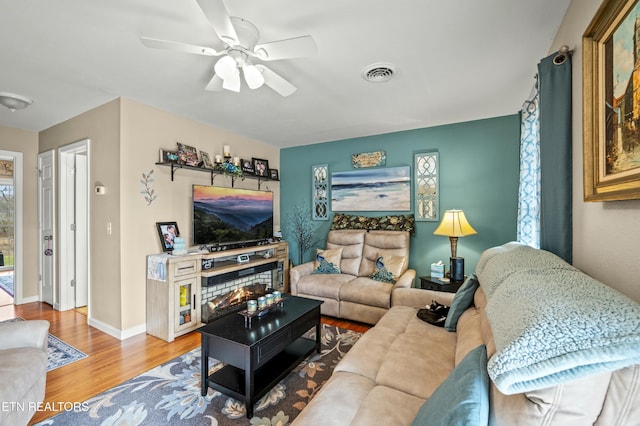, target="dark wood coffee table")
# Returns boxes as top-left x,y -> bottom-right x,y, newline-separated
198,295 -> 323,418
